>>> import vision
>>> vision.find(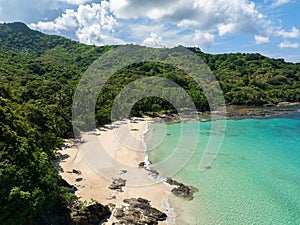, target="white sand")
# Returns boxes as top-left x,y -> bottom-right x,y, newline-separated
56,117 -> 173,224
